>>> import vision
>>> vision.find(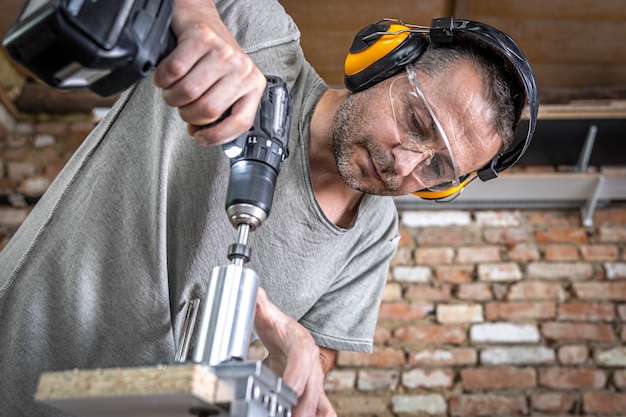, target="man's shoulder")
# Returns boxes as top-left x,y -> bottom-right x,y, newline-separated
216,0 -> 300,53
